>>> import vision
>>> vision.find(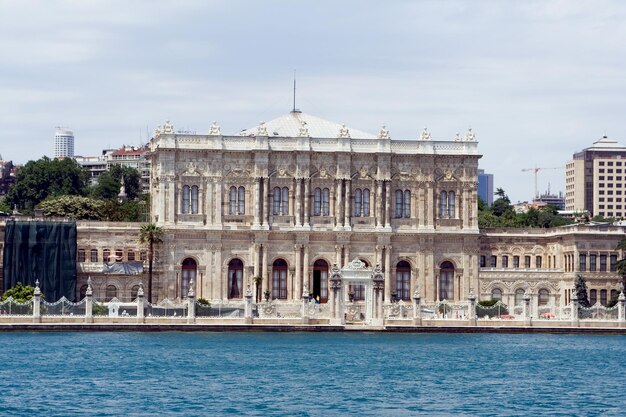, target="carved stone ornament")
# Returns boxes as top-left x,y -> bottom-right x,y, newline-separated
420,127 -> 431,140
319,167 -> 328,178
464,128 -> 475,141
377,125 -> 390,139
162,120 -> 174,134
257,121 -> 268,136
278,166 -> 287,177
208,121 -> 221,136
298,121 -> 309,137
454,132 -> 461,142
338,124 -> 350,138
359,166 -> 368,179
444,170 -> 453,180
